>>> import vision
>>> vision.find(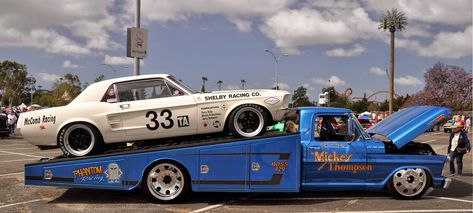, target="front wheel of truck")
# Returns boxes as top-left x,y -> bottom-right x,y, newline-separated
143,162 -> 190,203
389,168 -> 431,199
